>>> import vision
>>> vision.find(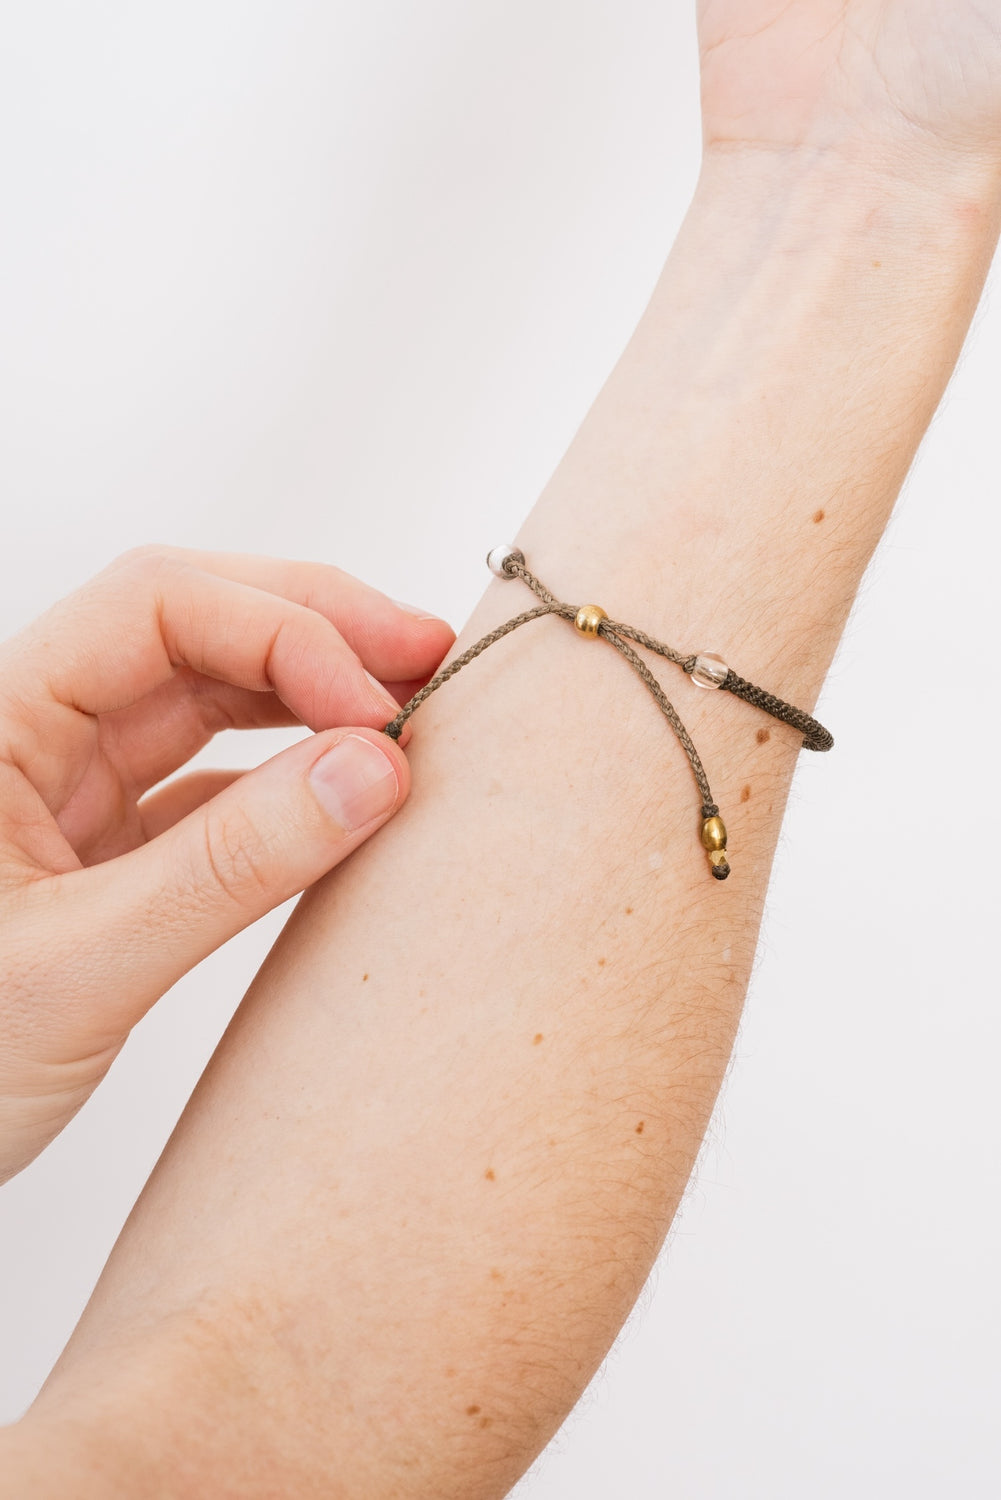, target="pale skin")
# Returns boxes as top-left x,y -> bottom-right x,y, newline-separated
0,549 -> 455,1184
3,3 -> 1001,1495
